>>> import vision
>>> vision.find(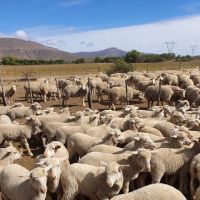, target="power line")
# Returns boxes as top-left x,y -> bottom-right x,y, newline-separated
165,42 -> 176,54
190,45 -> 198,56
